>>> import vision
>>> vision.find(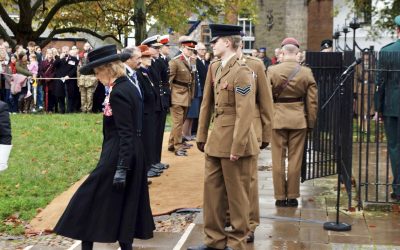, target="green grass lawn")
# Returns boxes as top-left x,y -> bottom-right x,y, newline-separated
0,114 -> 103,234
